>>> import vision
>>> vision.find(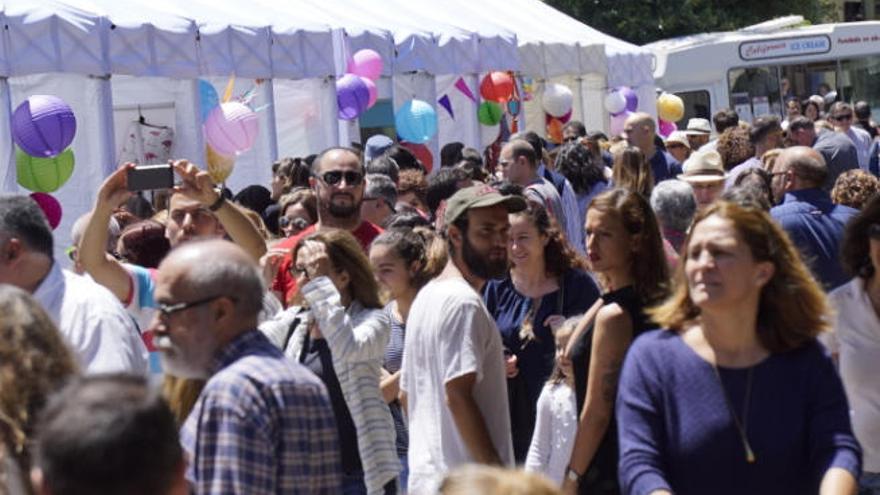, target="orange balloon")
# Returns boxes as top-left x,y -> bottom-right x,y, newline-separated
546,118 -> 564,145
